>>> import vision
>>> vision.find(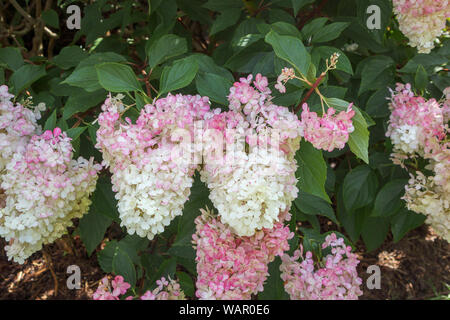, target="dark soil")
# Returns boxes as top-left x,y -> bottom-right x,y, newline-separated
0,225 -> 449,300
